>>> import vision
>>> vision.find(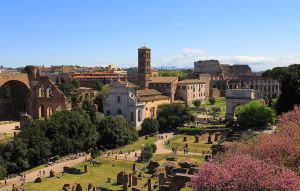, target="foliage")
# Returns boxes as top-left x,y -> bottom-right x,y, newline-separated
239,130 -> 257,142
139,118 -> 159,136
158,69 -> 192,81
263,64 -> 300,114
57,79 -> 80,96
210,106 -> 221,118
97,116 -> 138,149
235,100 -> 275,129
139,143 -> 155,161
90,147 -> 100,159
227,108 -> 300,174
94,84 -> 110,113
191,154 -> 300,191
209,97 -> 216,105
44,110 -> 97,155
192,99 -> 201,108
157,104 -> 194,132
0,157 -> 7,179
